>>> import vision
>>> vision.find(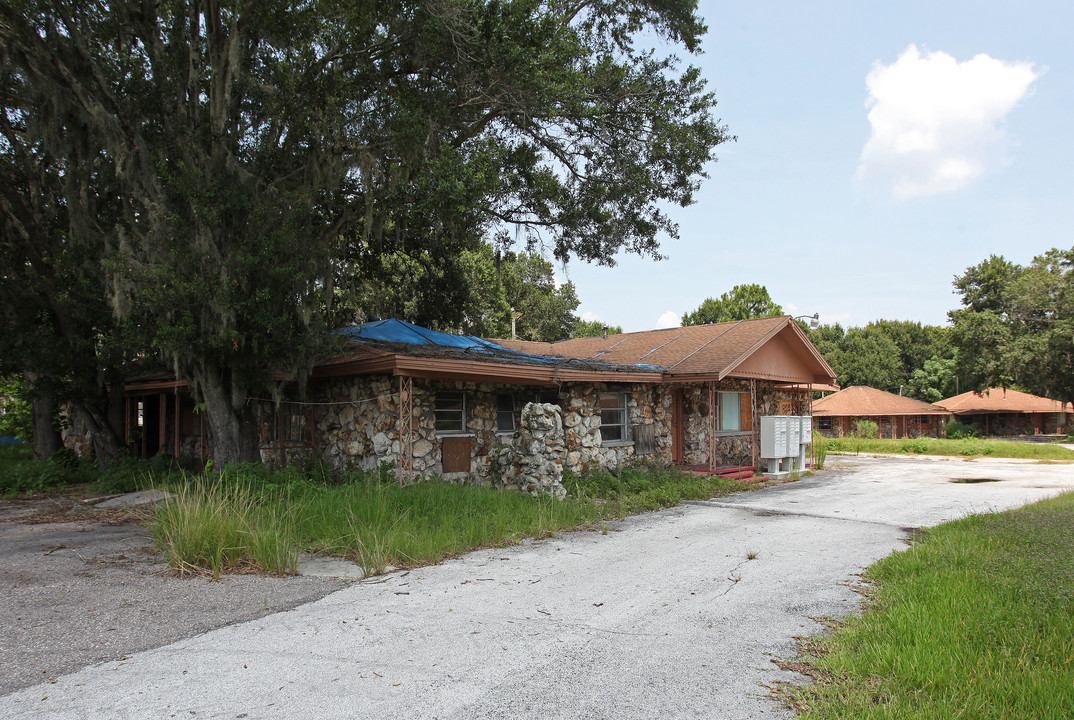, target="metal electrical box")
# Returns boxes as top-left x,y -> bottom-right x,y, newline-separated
760,416 -> 789,459
761,415 -> 814,478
